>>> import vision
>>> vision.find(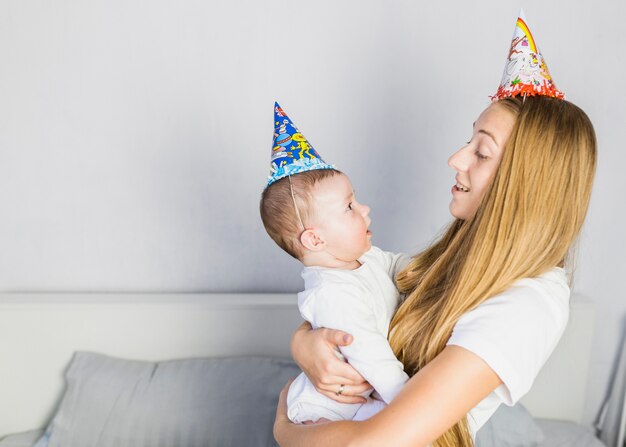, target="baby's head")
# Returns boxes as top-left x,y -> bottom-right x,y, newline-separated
260,169 -> 372,264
